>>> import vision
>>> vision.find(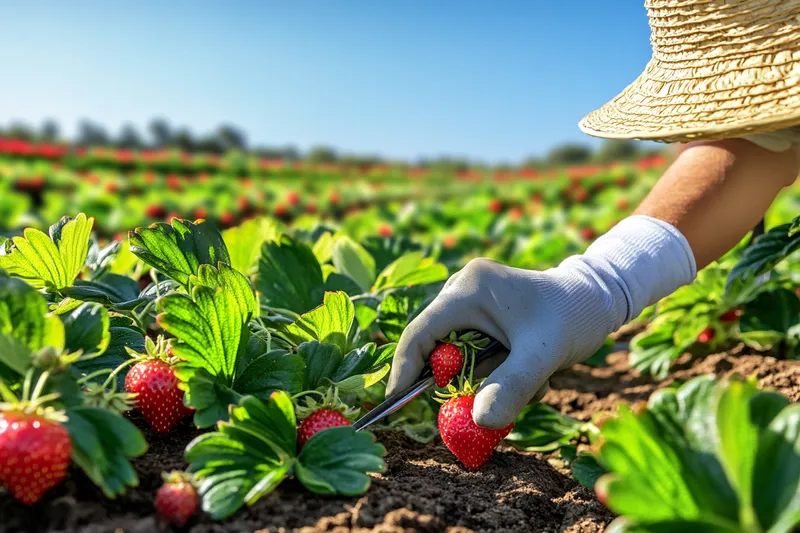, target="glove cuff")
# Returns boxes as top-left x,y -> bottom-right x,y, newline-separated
554,215 -> 696,348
